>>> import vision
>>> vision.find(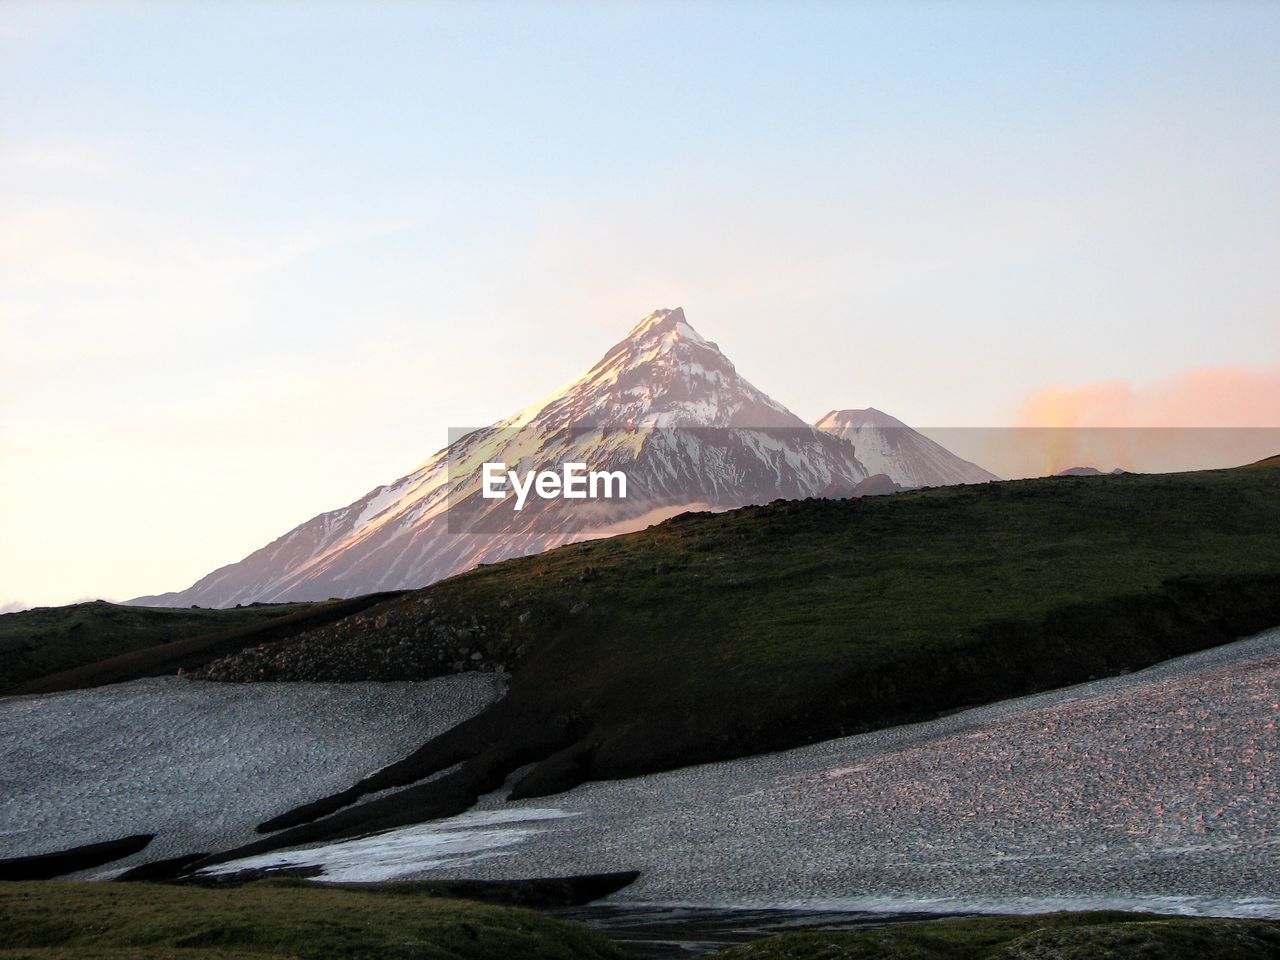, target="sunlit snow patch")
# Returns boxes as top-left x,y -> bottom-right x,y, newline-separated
201,808 -> 577,883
